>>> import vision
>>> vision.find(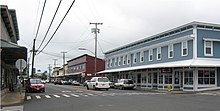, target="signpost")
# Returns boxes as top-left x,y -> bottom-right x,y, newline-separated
15,59 -> 27,94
